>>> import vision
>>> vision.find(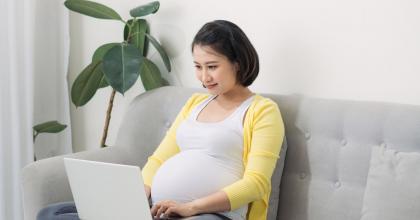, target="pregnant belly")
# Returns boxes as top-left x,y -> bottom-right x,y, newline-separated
151,151 -> 243,204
